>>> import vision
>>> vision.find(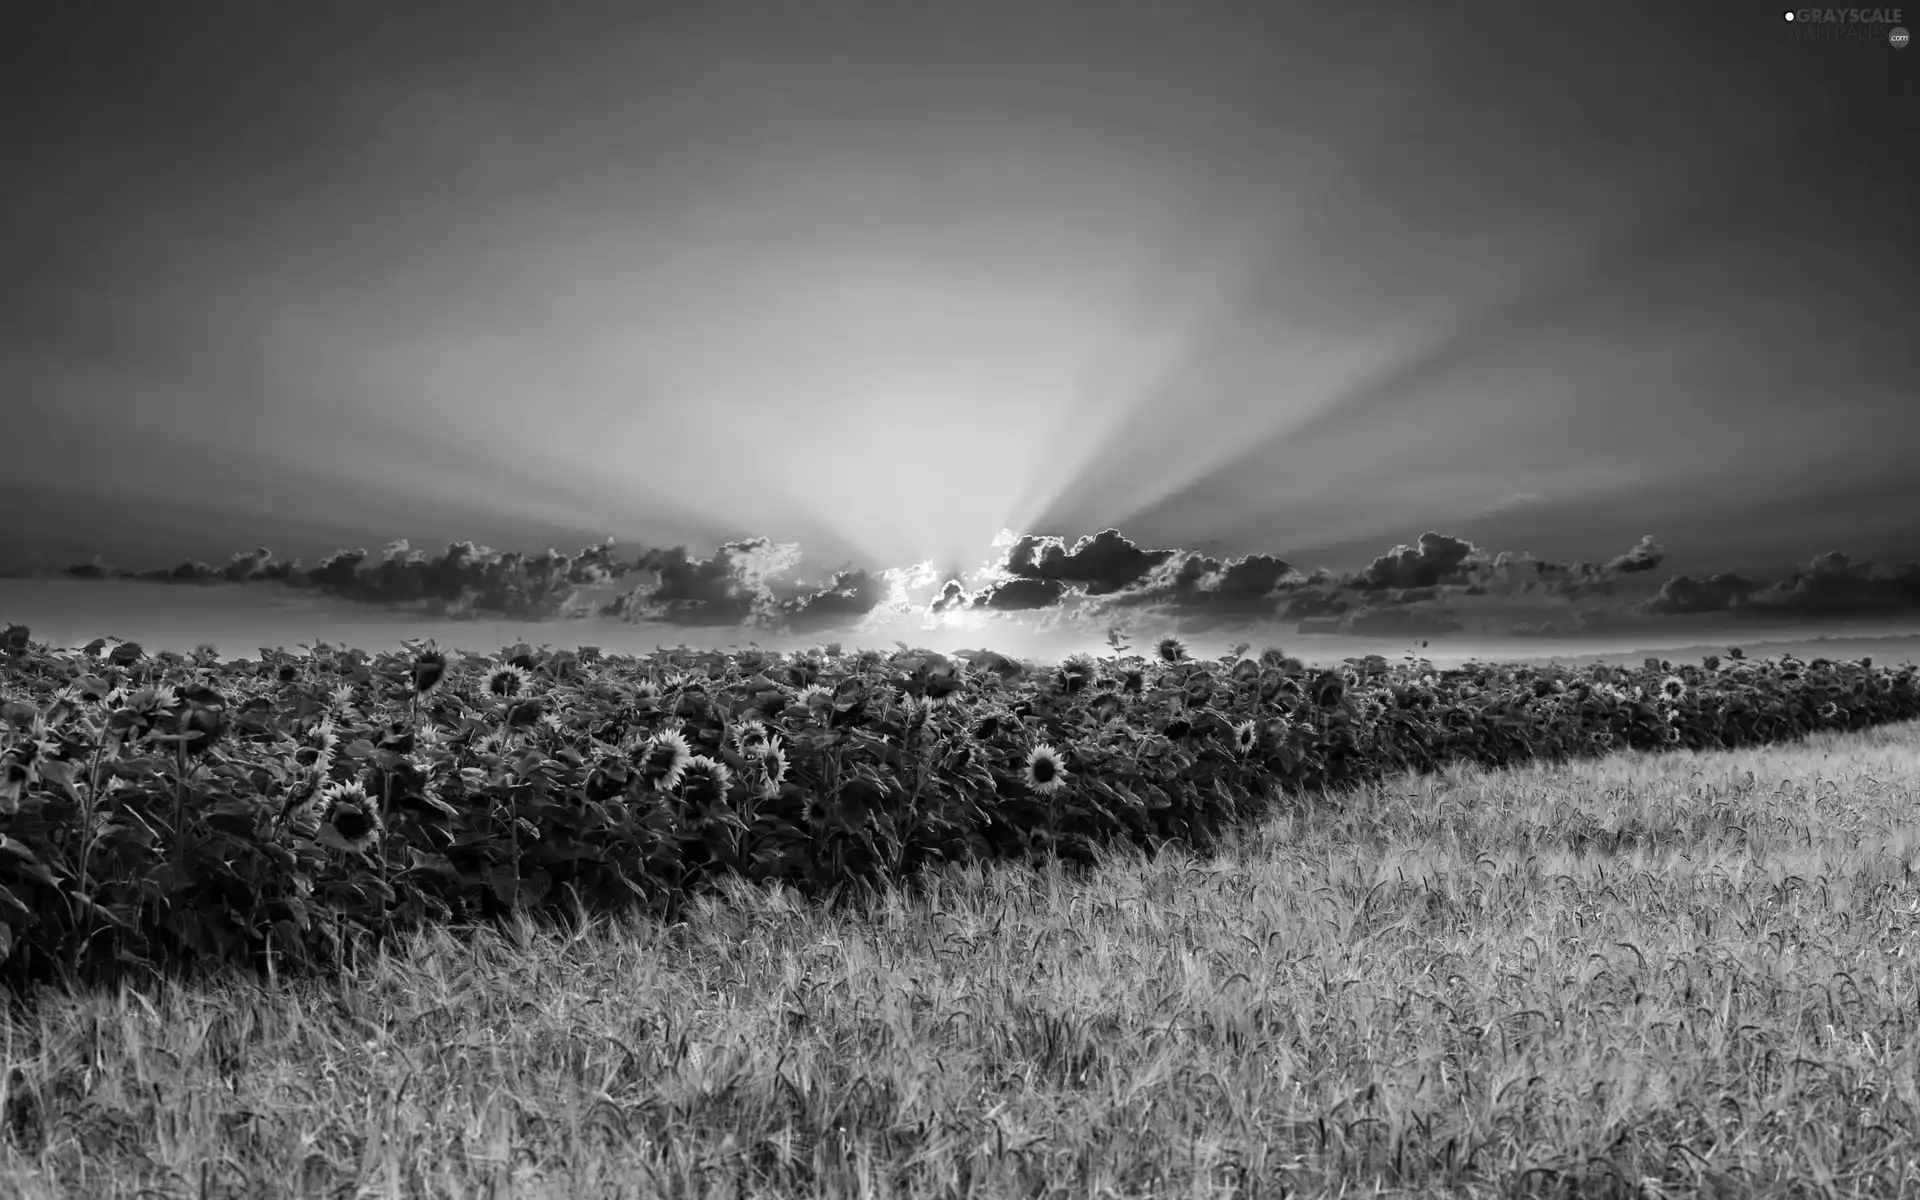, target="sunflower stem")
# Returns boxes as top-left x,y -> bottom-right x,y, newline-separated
72,728 -> 107,982
173,734 -> 187,872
